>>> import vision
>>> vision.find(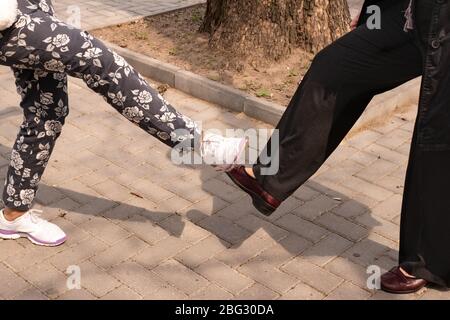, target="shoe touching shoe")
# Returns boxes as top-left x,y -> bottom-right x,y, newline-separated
201,133 -> 247,172
0,209 -> 67,247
